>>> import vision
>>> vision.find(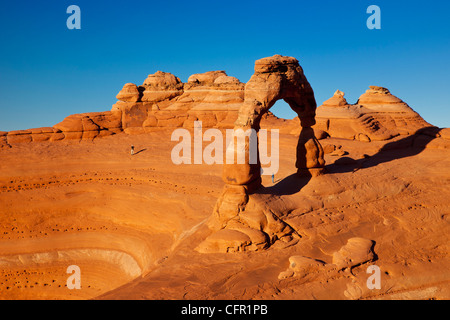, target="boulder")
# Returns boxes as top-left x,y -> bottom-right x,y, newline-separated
278,256 -> 325,279
116,83 -> 141,102
357,86 -> 403,105
332,237 -> 375,269
143,70 -> 182,88
141,71 -> 183,102
322,90 -> 349,107
214,75 -> 241,84
195,229 -> 252,253
322,143 -> 336,154
188,71 -> 228,84
439,128 -> 450,140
